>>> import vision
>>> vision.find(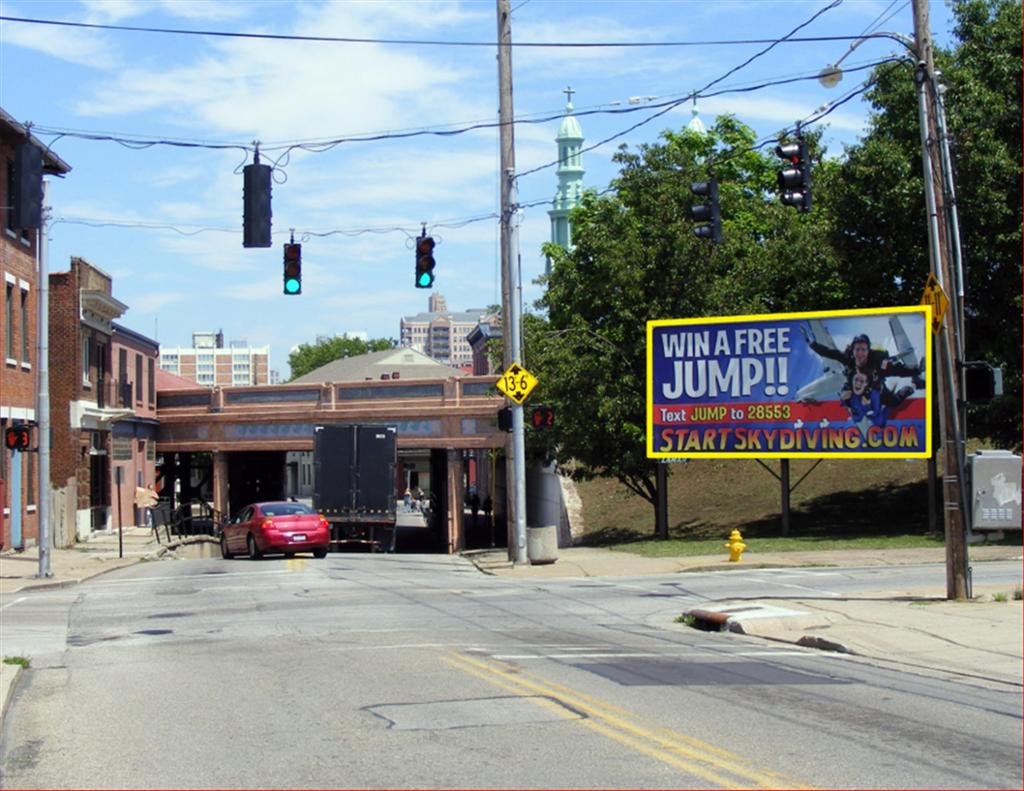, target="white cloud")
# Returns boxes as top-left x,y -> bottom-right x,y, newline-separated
0,13 -> 118,68
128,290 -> 190,313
